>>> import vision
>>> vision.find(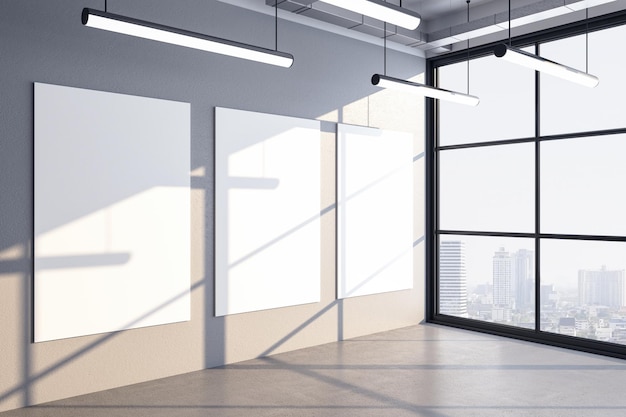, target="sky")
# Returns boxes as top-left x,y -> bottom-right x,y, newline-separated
435,24 -> 626,291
